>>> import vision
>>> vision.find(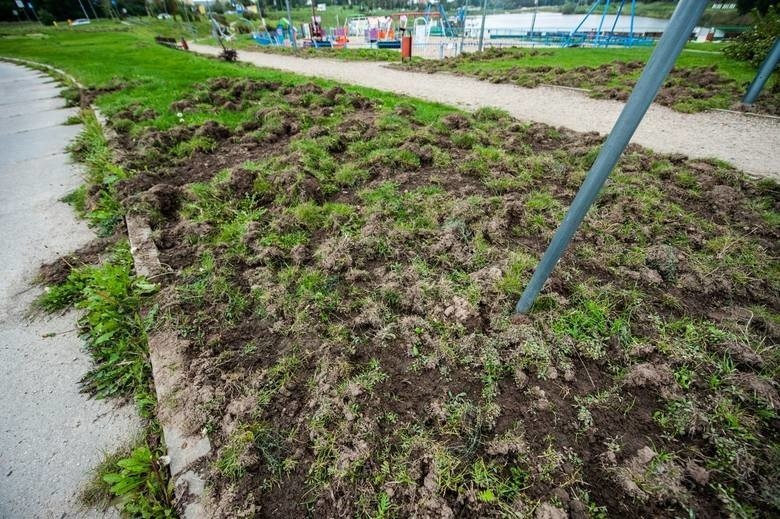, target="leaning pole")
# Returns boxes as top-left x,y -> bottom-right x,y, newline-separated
285,0 -> 297,50
477,0 -> 488,52
514,0 -> 708,314
742,37 -> 780,105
